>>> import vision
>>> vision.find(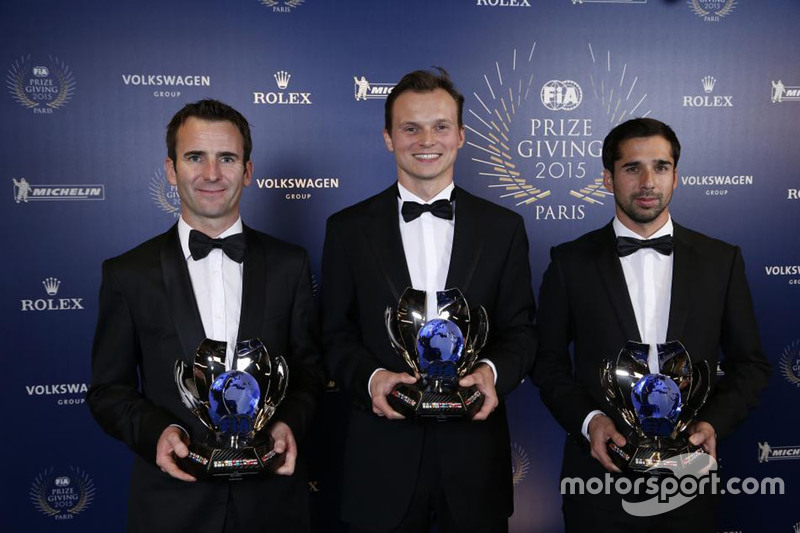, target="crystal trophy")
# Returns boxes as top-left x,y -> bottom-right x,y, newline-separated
174,338 -> 288,478
385,288 -> 489,420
